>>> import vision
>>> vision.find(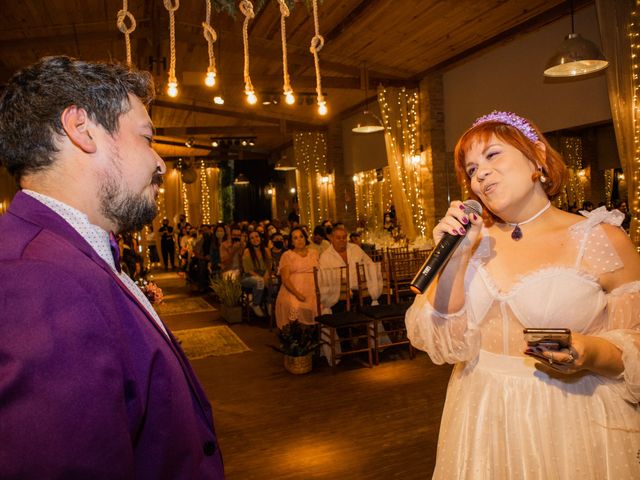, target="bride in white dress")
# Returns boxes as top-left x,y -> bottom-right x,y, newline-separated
406,111 -> 640,479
